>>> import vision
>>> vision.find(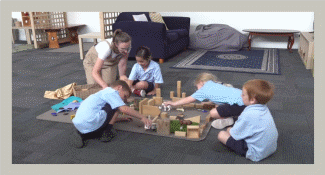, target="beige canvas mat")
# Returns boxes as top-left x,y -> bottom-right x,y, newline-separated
36,108 -> 212,141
